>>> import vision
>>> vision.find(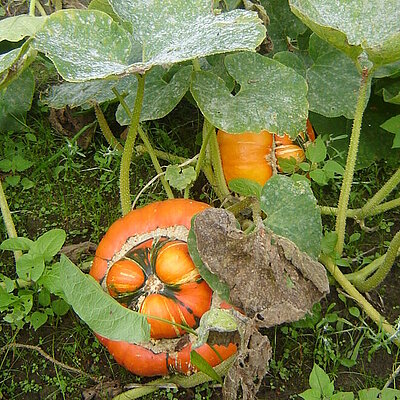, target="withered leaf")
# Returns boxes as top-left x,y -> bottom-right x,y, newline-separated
192,208 -> 329,328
